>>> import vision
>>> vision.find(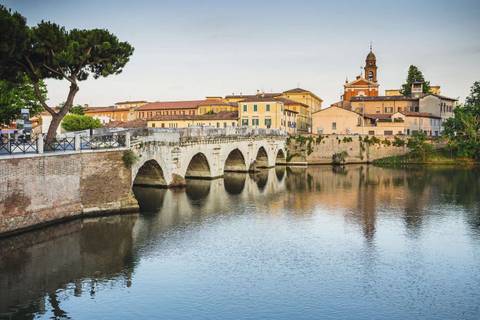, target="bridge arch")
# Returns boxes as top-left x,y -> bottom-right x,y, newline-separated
133,159 -> 167,187
224,148 -> 247,172
276,148 -> 286,164
185,152 -> 212,179
255,146 -> 269,168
